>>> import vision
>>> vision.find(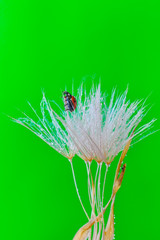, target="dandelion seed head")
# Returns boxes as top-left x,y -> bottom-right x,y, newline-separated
15,83 -> 155,163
